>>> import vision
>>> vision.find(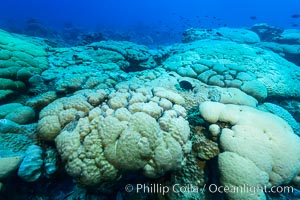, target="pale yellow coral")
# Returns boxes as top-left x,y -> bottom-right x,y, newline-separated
108,92 -> 129,109
153,87 -> 185,105
199,101 -> 300,200
158,115 -> 190,145
158,98 -> 173,110
114,108 -> 132,121
216,87 -> 258,107
37,115 -> 61,141
26,91 -> 58,110
37,94 -> 94,141
152,134 -> 183,176
219,152 -> 268,200
128,102 -> 163,119
129,92 -> 148,104
86,89 -> 107,106
48,86 -> 191,186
